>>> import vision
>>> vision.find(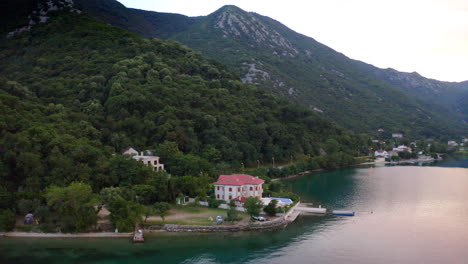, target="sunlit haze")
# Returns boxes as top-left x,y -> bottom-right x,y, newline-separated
117,0 -> 468,82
